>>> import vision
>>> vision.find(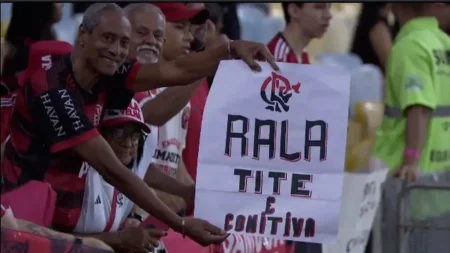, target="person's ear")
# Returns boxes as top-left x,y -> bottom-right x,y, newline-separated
78,25 -> 88,48
288,3 -> 301,21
